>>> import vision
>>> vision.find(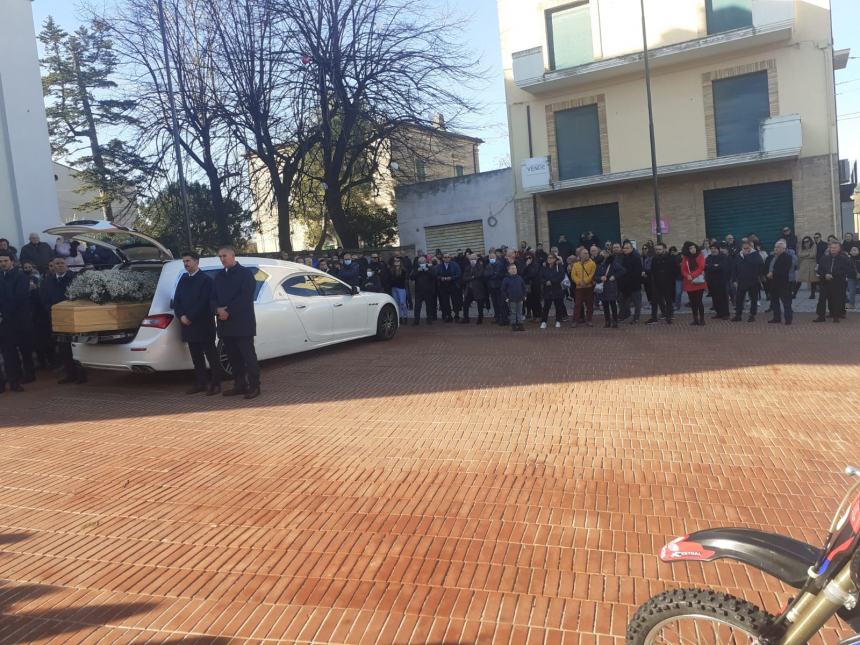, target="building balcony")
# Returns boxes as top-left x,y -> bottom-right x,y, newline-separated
521,114 -> 802,195
513,0 -> 794,94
